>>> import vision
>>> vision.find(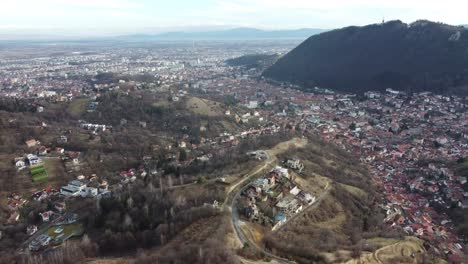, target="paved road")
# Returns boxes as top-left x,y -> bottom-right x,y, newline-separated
225,138 -> 333,264
223,152 -> 275,208
230,183 -> 294,264
222,143 -> 294,263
